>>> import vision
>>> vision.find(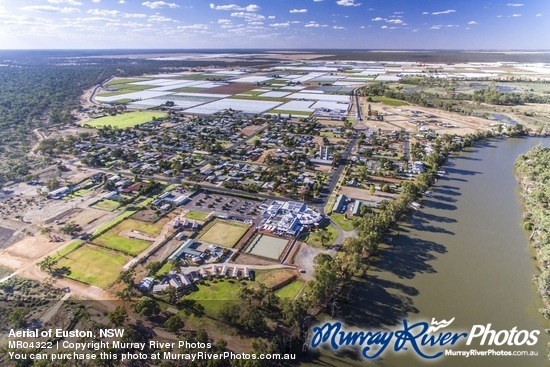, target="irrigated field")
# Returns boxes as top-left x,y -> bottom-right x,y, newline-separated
85,111 -> 167,128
